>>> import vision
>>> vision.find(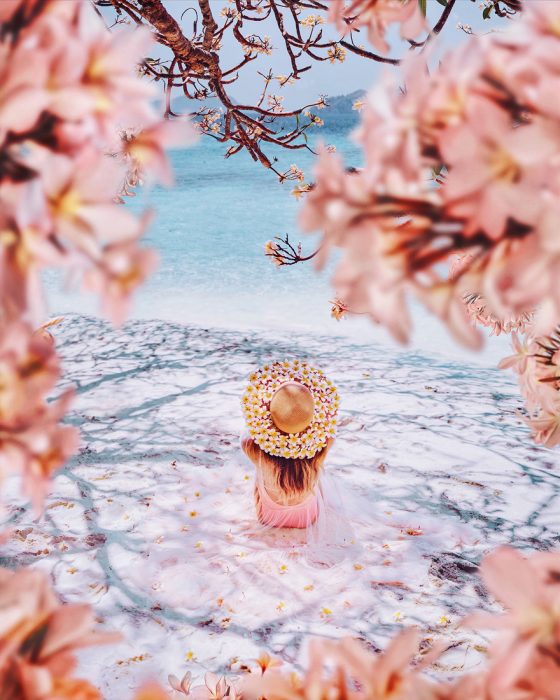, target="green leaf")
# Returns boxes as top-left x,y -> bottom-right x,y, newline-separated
418,0 -> 427,16
482,5 -> 493,19
435,0 -> 448,5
